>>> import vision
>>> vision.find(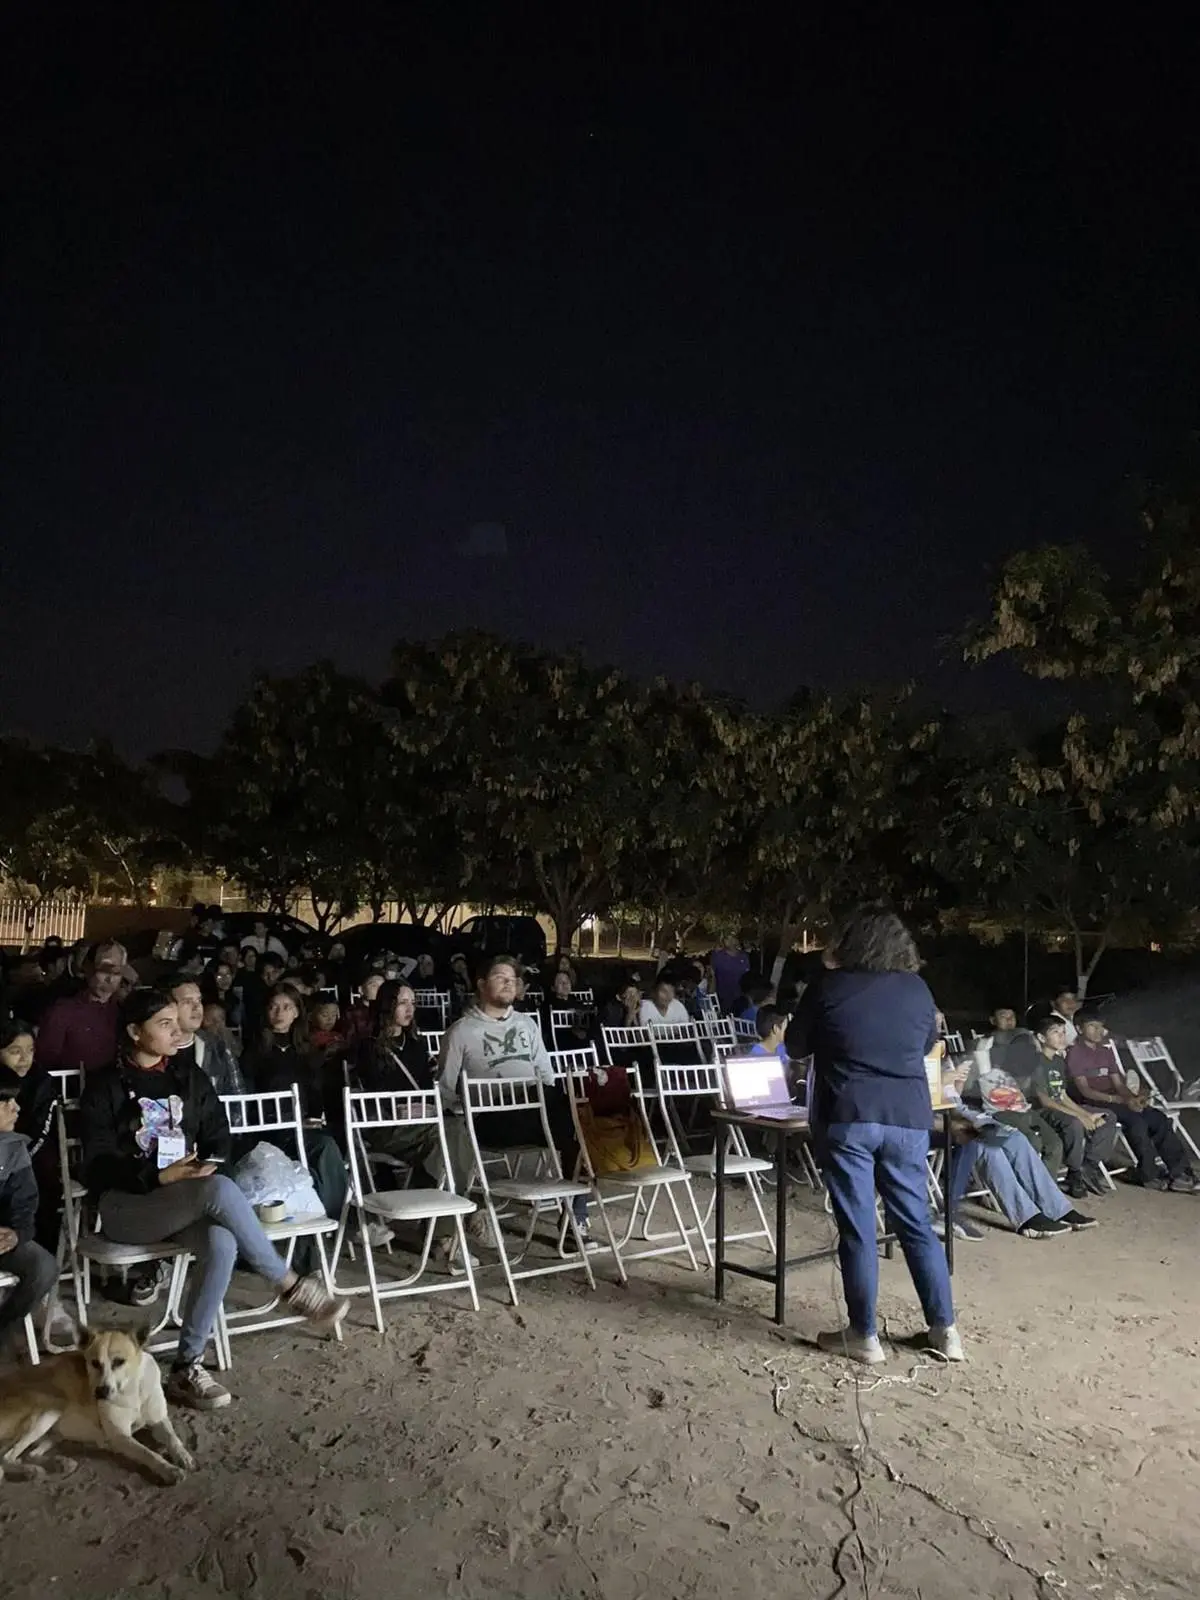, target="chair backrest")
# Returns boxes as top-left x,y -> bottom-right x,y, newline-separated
425,1029 -> 444,1060
517,990 -> 544,1009
317,986 -> 339,1001
729,1017 -> 758,1041
49,1068 -> 84,1104
1124,1036 -> 1184,1099
942,1030 -> 965,1056
567,989 -> 594,1006
601,1025 -> 653,1051
656,1061 -> 725,1102
459,1073 -> 563,1188
699,993 -> 721,1020
219,1086 -> 310,1169
343,1084 -> 456,1199
648,1021 -> 713,1067
412,988 -> 451,1027
548,1045 -> 602,1086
